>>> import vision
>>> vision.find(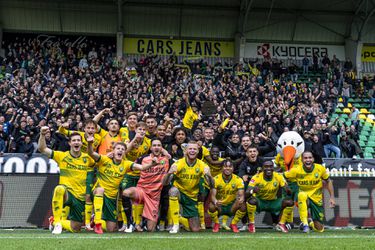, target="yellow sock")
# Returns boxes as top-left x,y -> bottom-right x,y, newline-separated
222,215 -> 228,225
85,202 -> 93,225
52,185 -> 65,223
298,192 -> 308,225
309,221 -> 324,232
198,202 -> 205,225
167,206 -> 172,226
232,210 -> 246,225
93,194 -> 104,224
208,210 -> 219,224
179,217 -> 190,231
62,206 -> 70,220
134,204 -> 144,225
61,220 -> 76,233
246,203 -> 256,223
287,210 -> 294,223
279,206 -> 293,224
118,201 -> 127,225
159,220 -> 165,227
169,197 -> 180,226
